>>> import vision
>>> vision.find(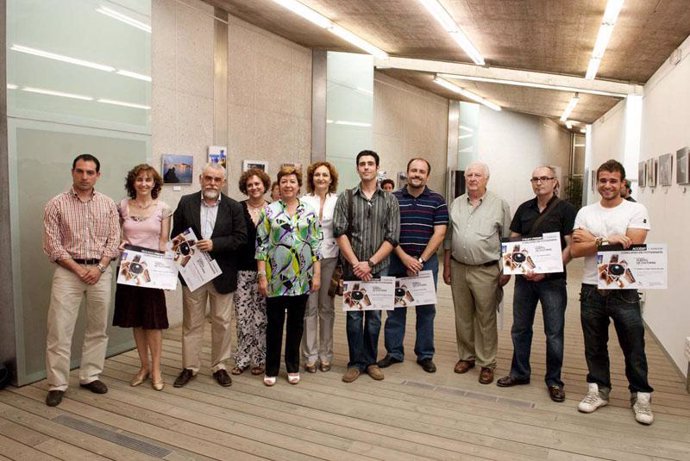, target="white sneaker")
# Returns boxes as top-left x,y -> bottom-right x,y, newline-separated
632,392 -> 654,425
578,383 -> 609,413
